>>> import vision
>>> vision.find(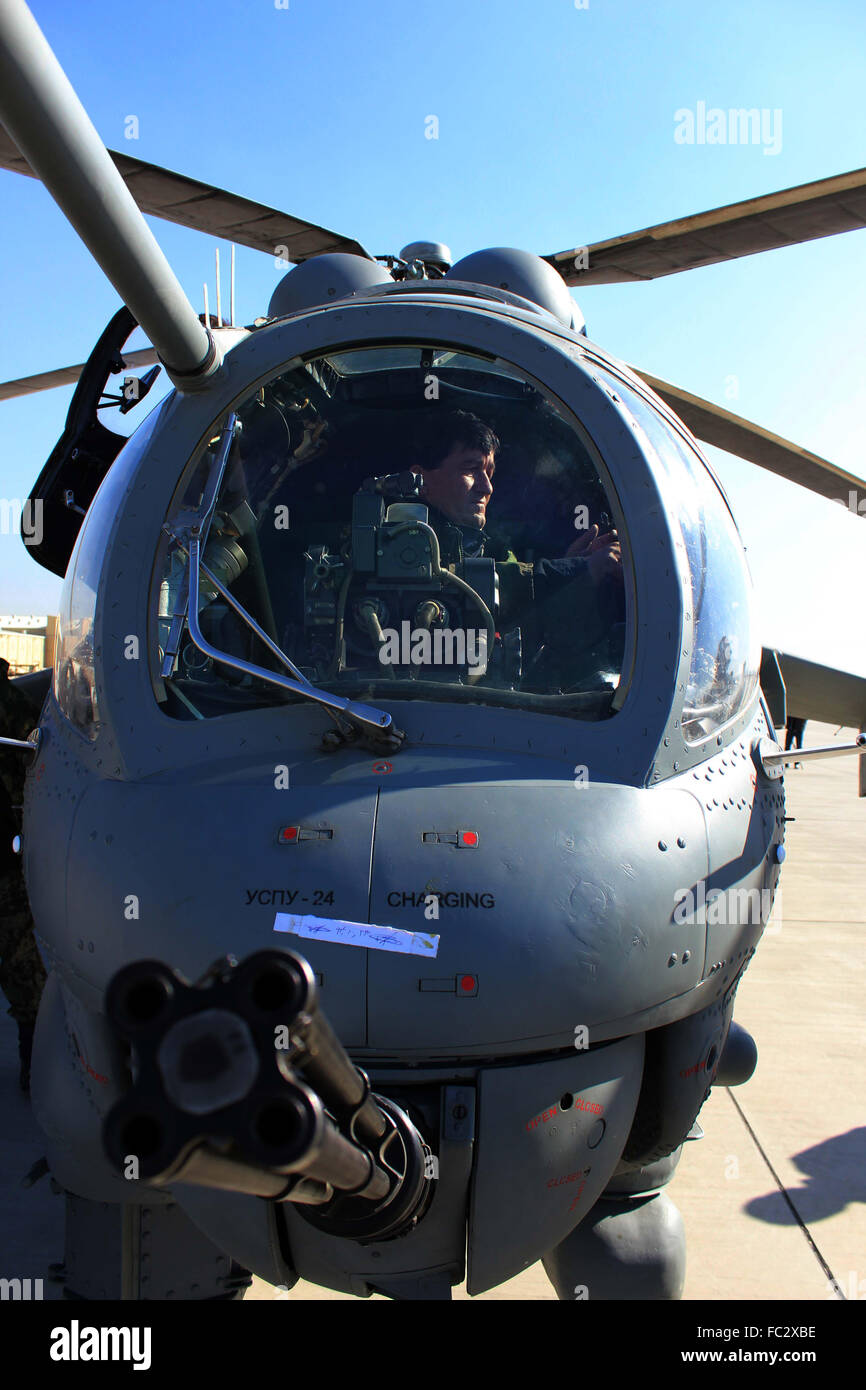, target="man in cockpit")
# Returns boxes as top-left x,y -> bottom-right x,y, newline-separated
413,408 -> 622,584
412,408 -> 623,684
